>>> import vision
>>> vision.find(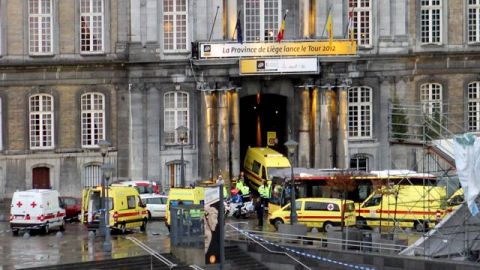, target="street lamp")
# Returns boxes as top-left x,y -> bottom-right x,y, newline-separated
97,140 -> 110,237
176,125 -> 188,187
98,140 -> 110,163
102,163 -> 114,252
284,139 -> 298,224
